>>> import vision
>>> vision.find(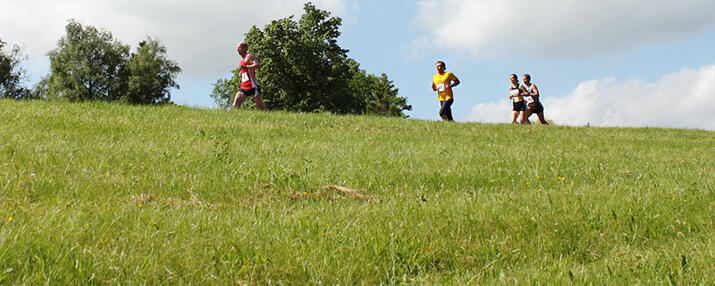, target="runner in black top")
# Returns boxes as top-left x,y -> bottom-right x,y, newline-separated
521,74 -> 548,125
